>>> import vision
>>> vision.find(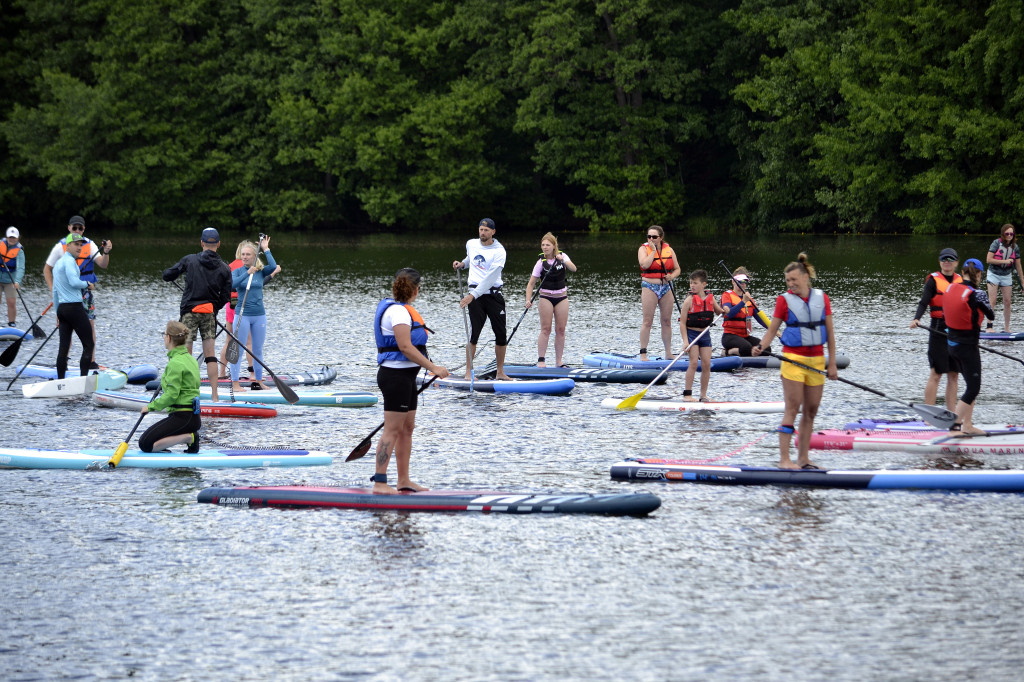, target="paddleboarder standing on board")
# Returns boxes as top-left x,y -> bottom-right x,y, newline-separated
373,268 -> 449,494
139,321 -> 202,453
525,232 -> 576,368
753,253 -> 838,470
163,227 -> 232,402
943,257 -> 995,435
910,247 -> 961,407
52,233 -> 94,380
0,227 -> 25,327
454,218 -> 510,380
638,225 -> 682,362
